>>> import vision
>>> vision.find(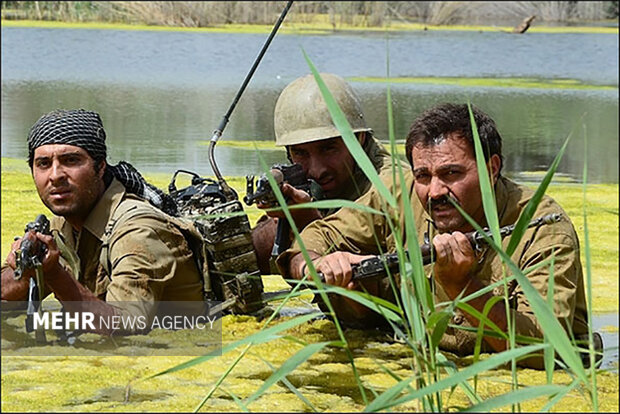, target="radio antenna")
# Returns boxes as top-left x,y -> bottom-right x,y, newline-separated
208,1 -> 294,200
